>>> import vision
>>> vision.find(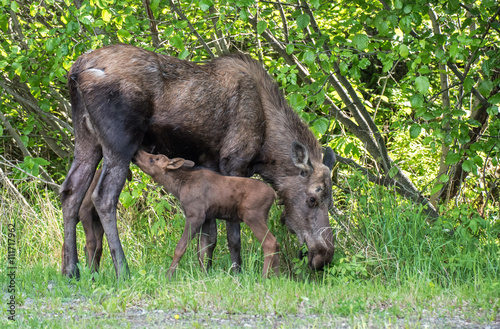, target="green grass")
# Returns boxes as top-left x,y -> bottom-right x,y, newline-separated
1,178 -> 499,327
